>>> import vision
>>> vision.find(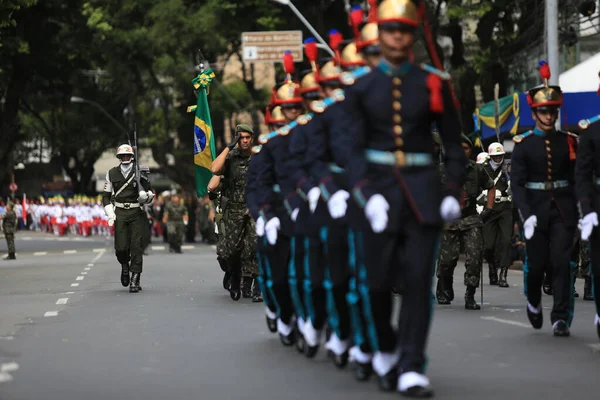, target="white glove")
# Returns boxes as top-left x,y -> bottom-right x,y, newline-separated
256,217 -> 266,237
364,194 -> 389,233
104,204 -> 116,227
328,190 -> 349,219
291,208 -> 299,222
137,190 -> 148,204
440,196 -> 461,222
265,217 -> 281,245
145,191 -> 155,204
307,187 -> 321,213
523,215 -> 537,240
579,212 -> 598,241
